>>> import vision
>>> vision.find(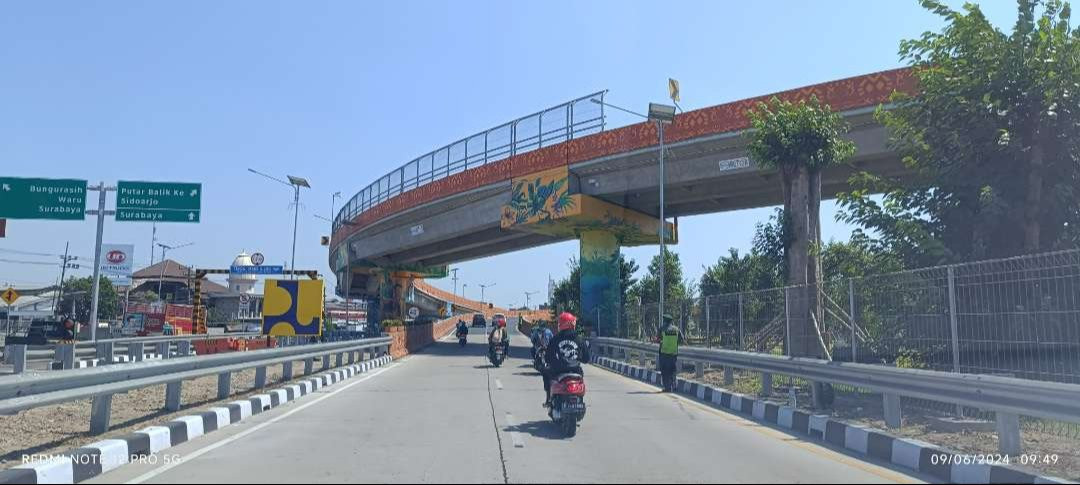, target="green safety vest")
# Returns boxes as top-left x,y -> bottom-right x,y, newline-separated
660,331 -> 679,356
